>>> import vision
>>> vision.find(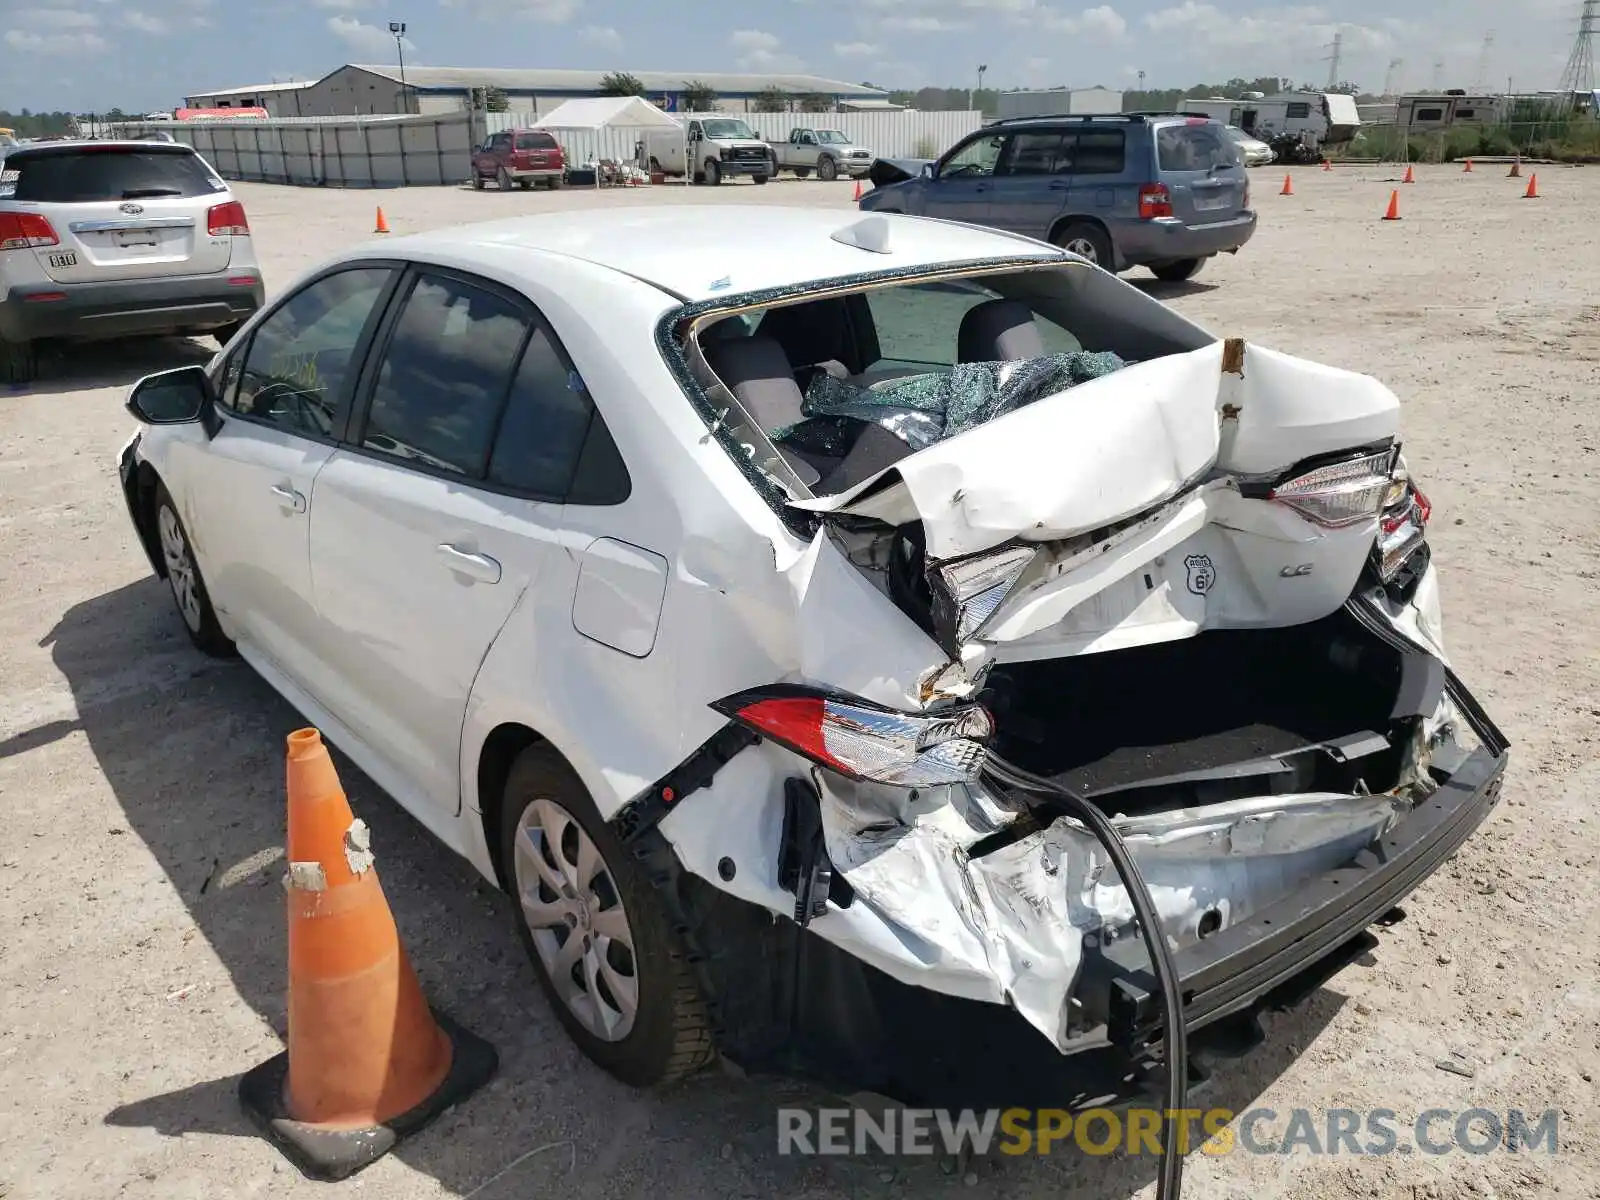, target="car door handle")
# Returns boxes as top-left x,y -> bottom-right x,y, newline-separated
269,484 -> 306,514
436,543 -> 501,584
